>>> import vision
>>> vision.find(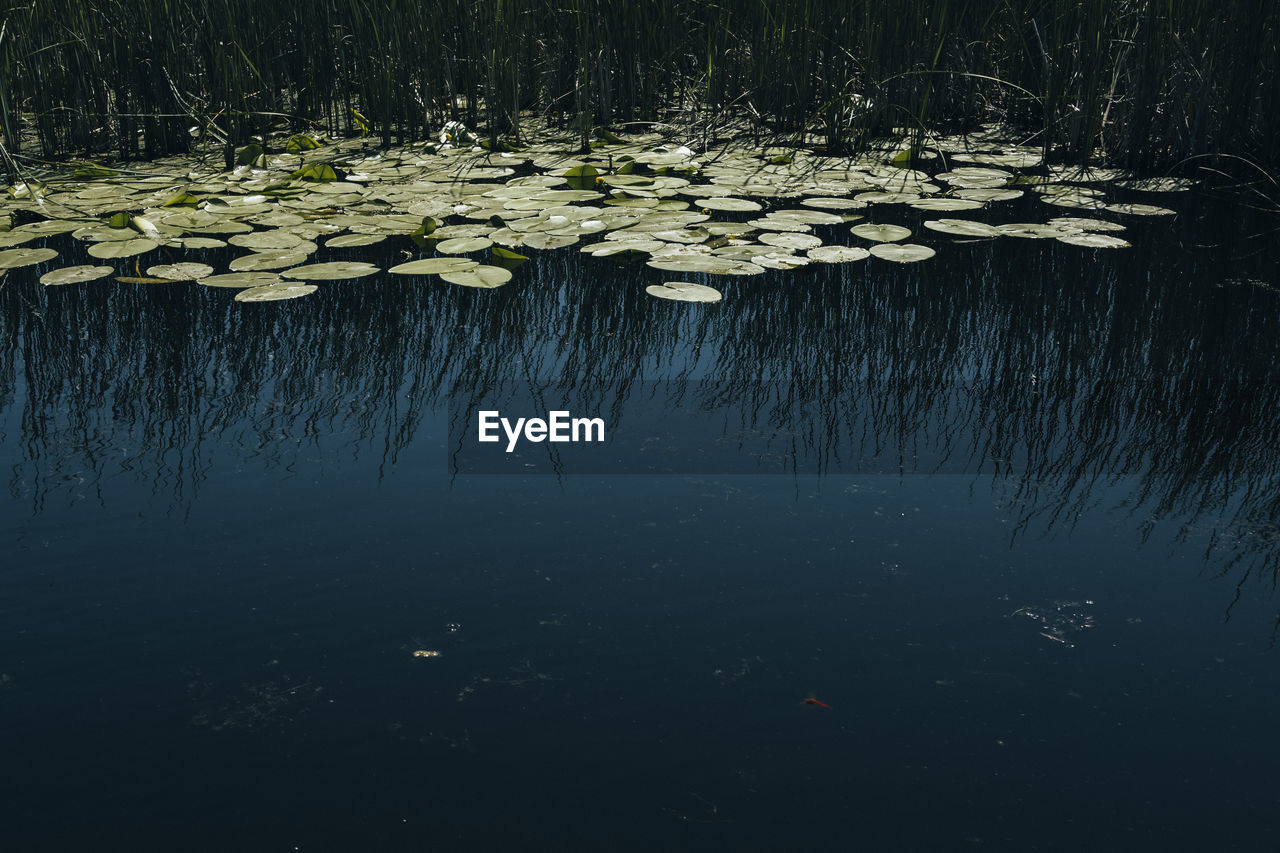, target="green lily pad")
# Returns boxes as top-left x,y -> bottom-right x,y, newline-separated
1048,217 -> 1126,233
0,247 -> 59,269
698,197 -> 763,212
646,256 -> 765,275
229,230 -> 308,251
325,233 -> 387,248
922,219 -> 1001,238
868,243 -> 935,262
146,262 -> 215,281
199,272 -> 283,289
388,257 -> 480,275
235,283 -> 319,302
281,261 -> 380,280
759,232 -> 823,251
438,265 -> 514,288
806,246 -> 871,263
87,238 -> 158,258
851,223 -> 911,242
40,265 -> 114,285
436,236 -> 494,254
1105,203 -> 1174,216
1056,233 -> 1132,249
229,251 -> 311,271
645,281 -> 722,303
